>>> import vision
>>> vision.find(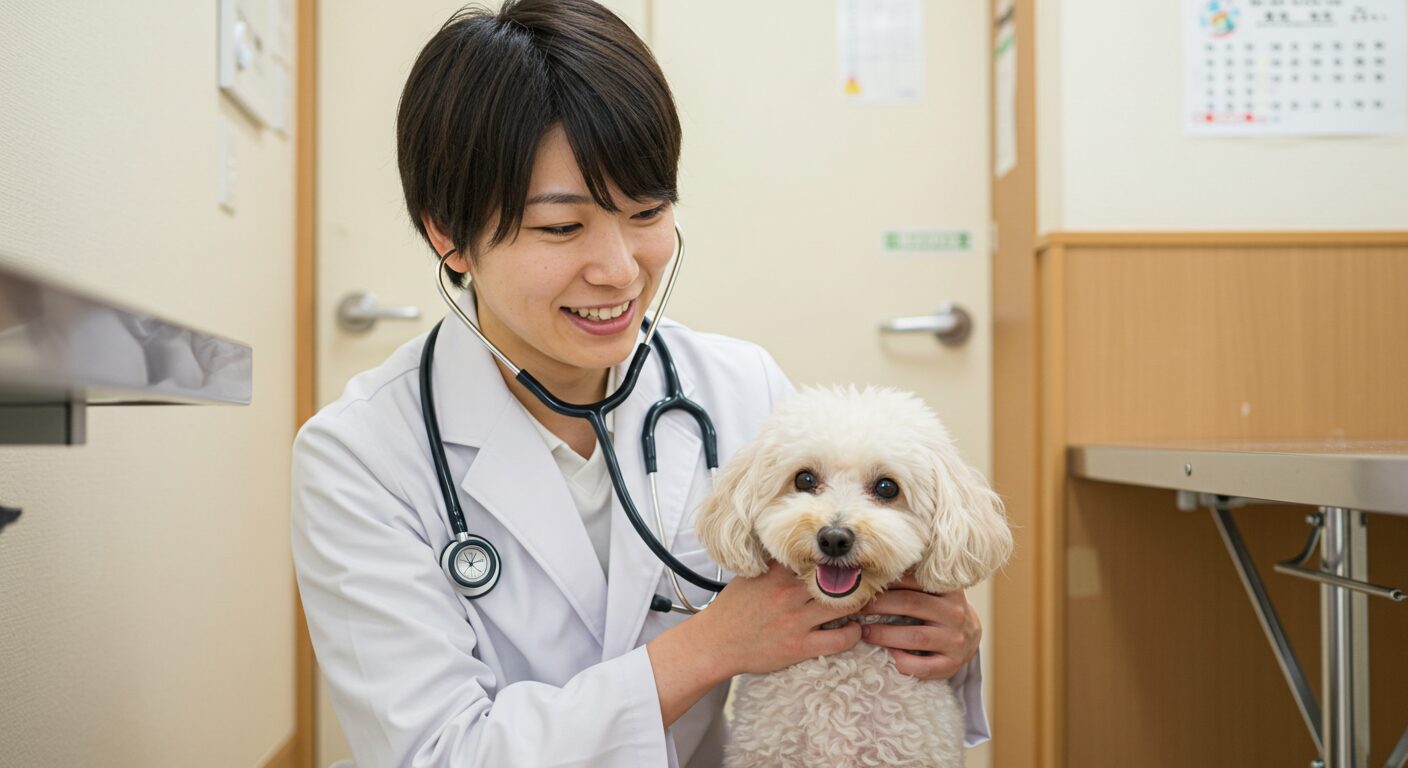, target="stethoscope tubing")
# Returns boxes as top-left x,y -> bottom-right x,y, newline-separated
421,320 -> 468,537
512,337 -> 727,594
638,325 -> 723,611
429,223 -> 727,602
649,471 -> 721,613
